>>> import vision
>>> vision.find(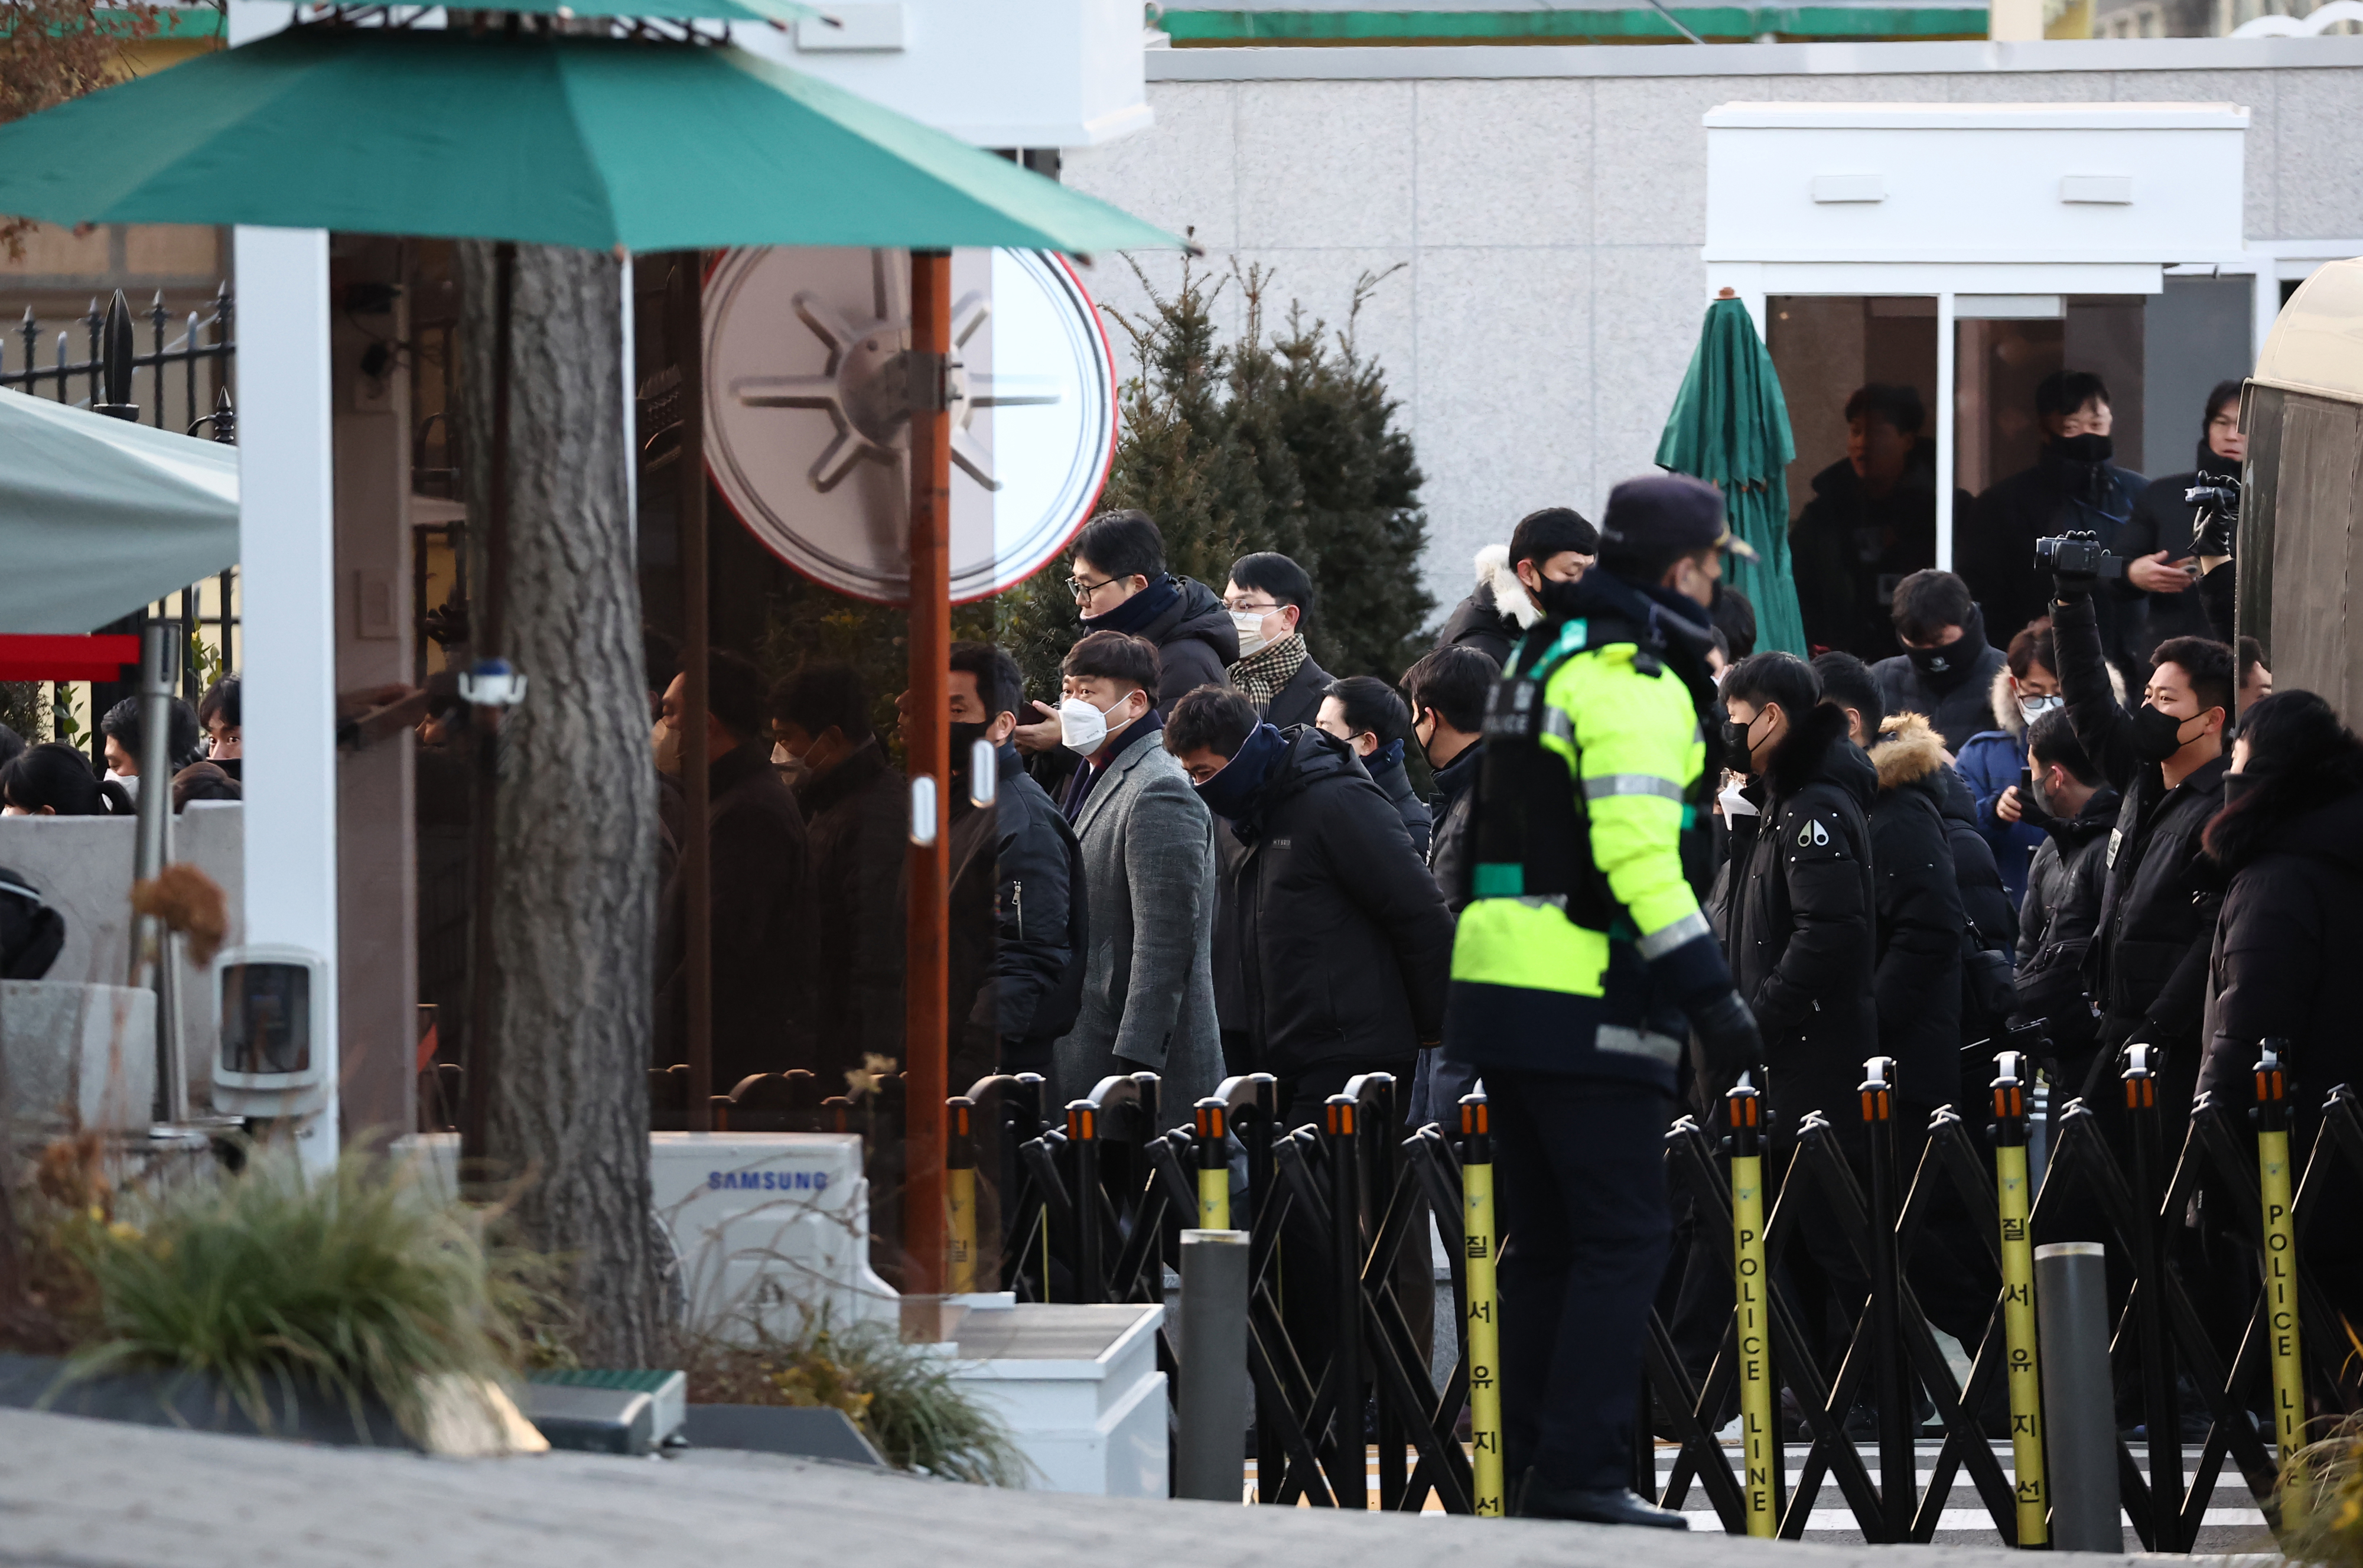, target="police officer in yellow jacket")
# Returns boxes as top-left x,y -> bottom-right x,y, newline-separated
1444,475 -> 1763,1527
